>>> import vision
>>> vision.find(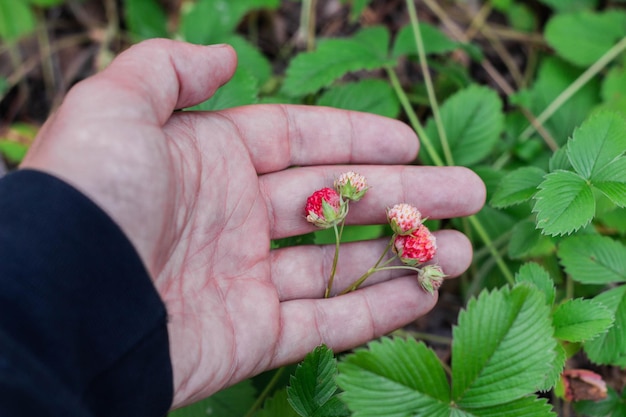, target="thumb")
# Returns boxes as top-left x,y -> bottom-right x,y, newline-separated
62,39 -> 238,125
